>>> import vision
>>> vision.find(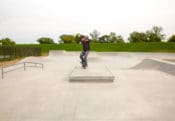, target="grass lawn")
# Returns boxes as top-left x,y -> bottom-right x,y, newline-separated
16,42 -> 175,54
0,42 -> 174,63
0,57 -> 23,67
